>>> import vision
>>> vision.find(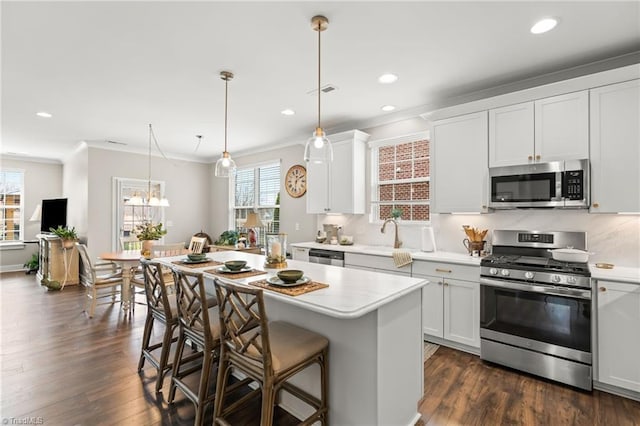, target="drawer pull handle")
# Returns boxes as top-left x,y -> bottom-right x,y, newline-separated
599,287 -> 607,292
435,268 -> 452,273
